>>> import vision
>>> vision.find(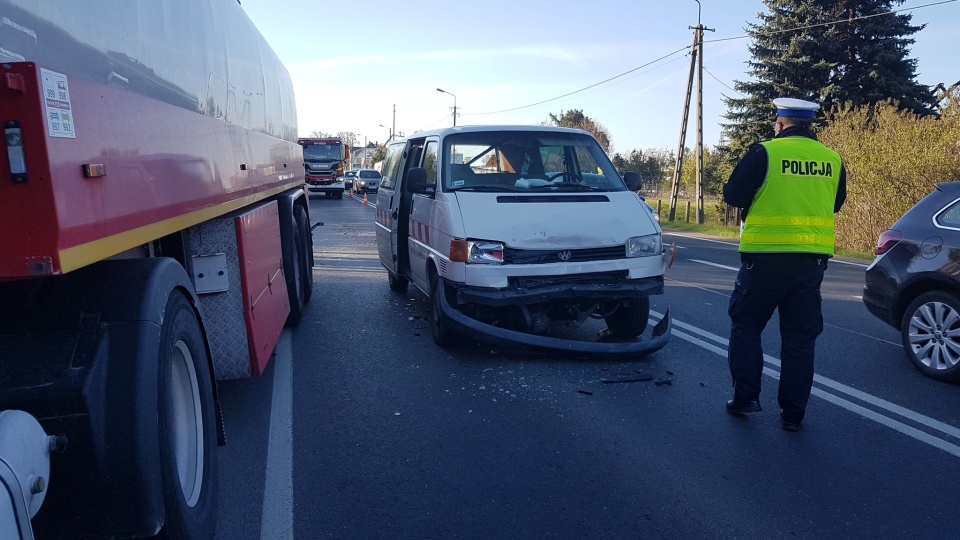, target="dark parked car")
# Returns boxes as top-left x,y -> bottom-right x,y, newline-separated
343,169 -> 357,190
352,169 -> 381,194
864,181 -> 960,381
